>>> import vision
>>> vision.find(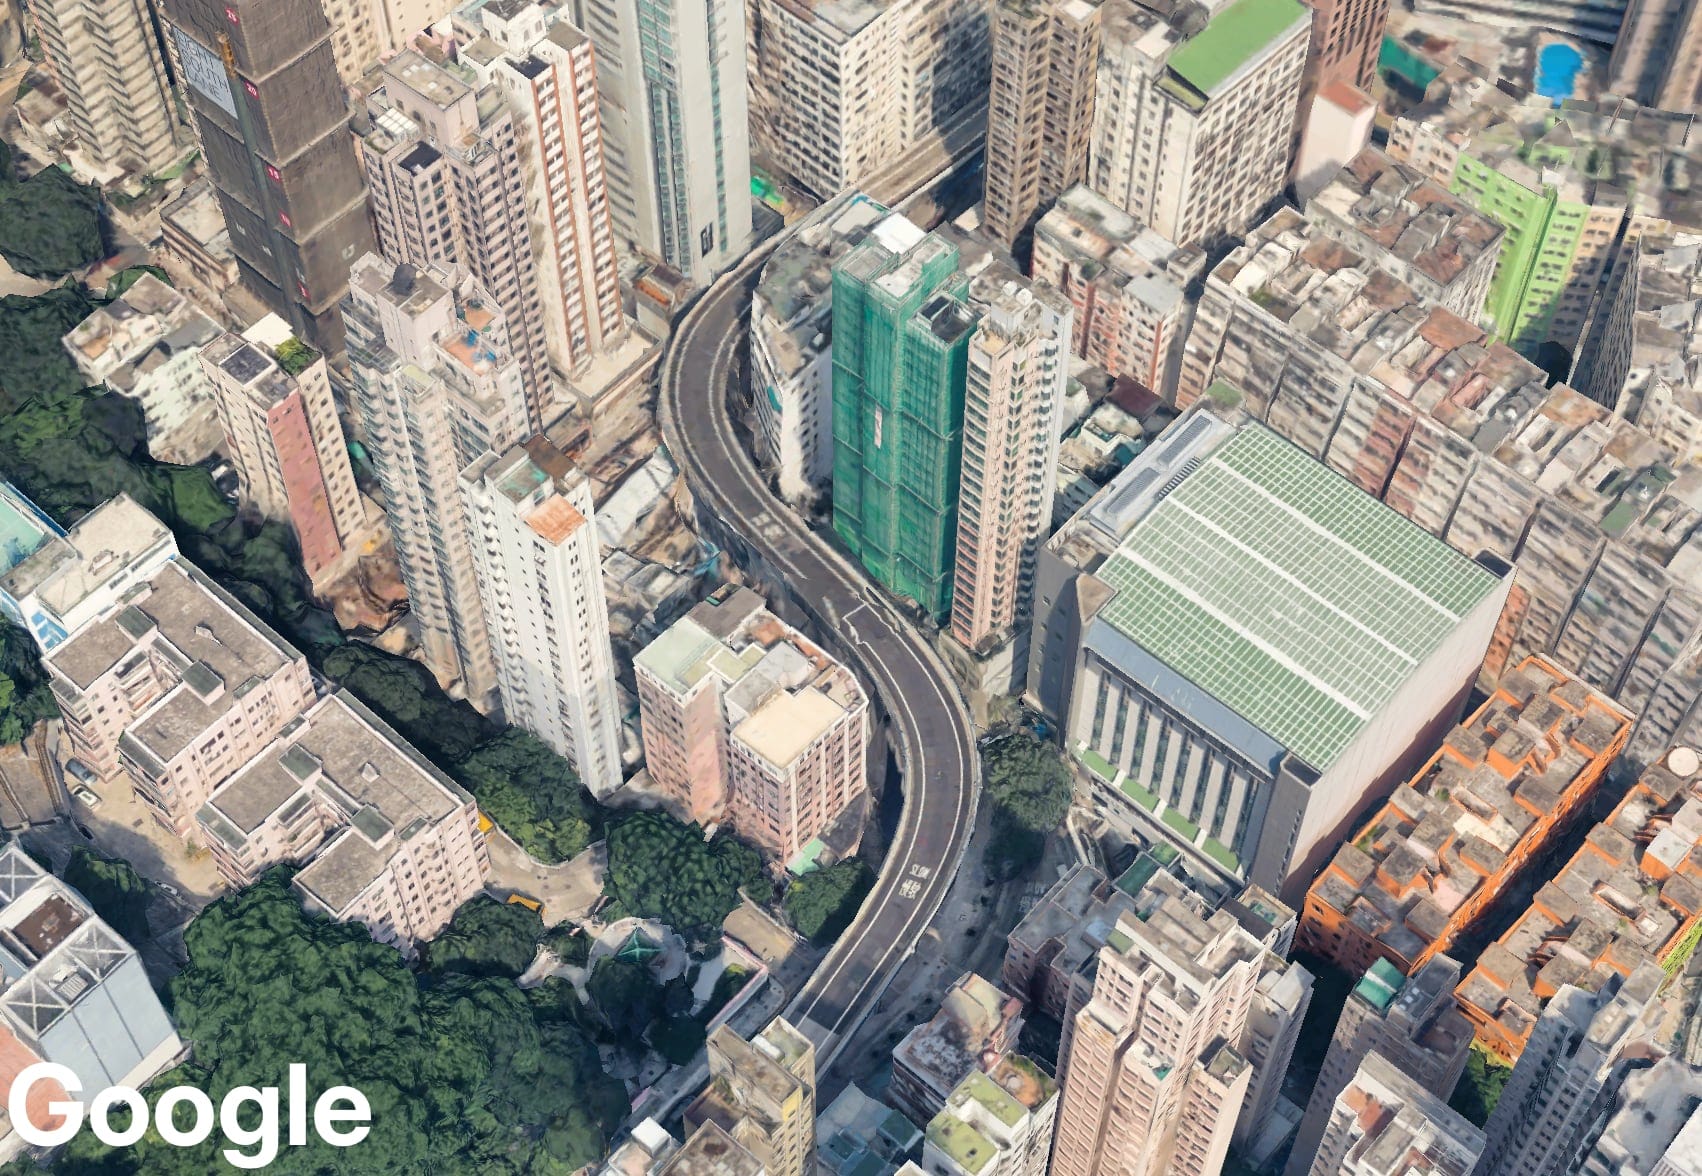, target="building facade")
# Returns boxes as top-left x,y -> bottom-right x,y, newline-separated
746,0 -> 991,198
43,558 -> 317,837
0,844 -> 183,1155
576,0 -> 752,284
1299,657 -> 1634,978
1609,0 -> 1702,112
1091,0 -> 1310,248
1062,408 -> 1511,895
359,50 -> 555,427
1048,876 -> 1260,1176
830,223 -> 976,622
160,0 -> 376,352
1304,1052 -> 1484,1176
460,437 -> 623,796
635,587 -> 869,862
688,1020 -> 817,1176
197,691 -> 491,956
200,319 -> 365,583
1284,957 -> 1474,1176
344,254 -> 528,711
1029,185 -> 1205,394
921,1059 -> 1057,1176
949,283 -> 1072,652
981,0 -> 1101,249
29,0 -> 185,175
